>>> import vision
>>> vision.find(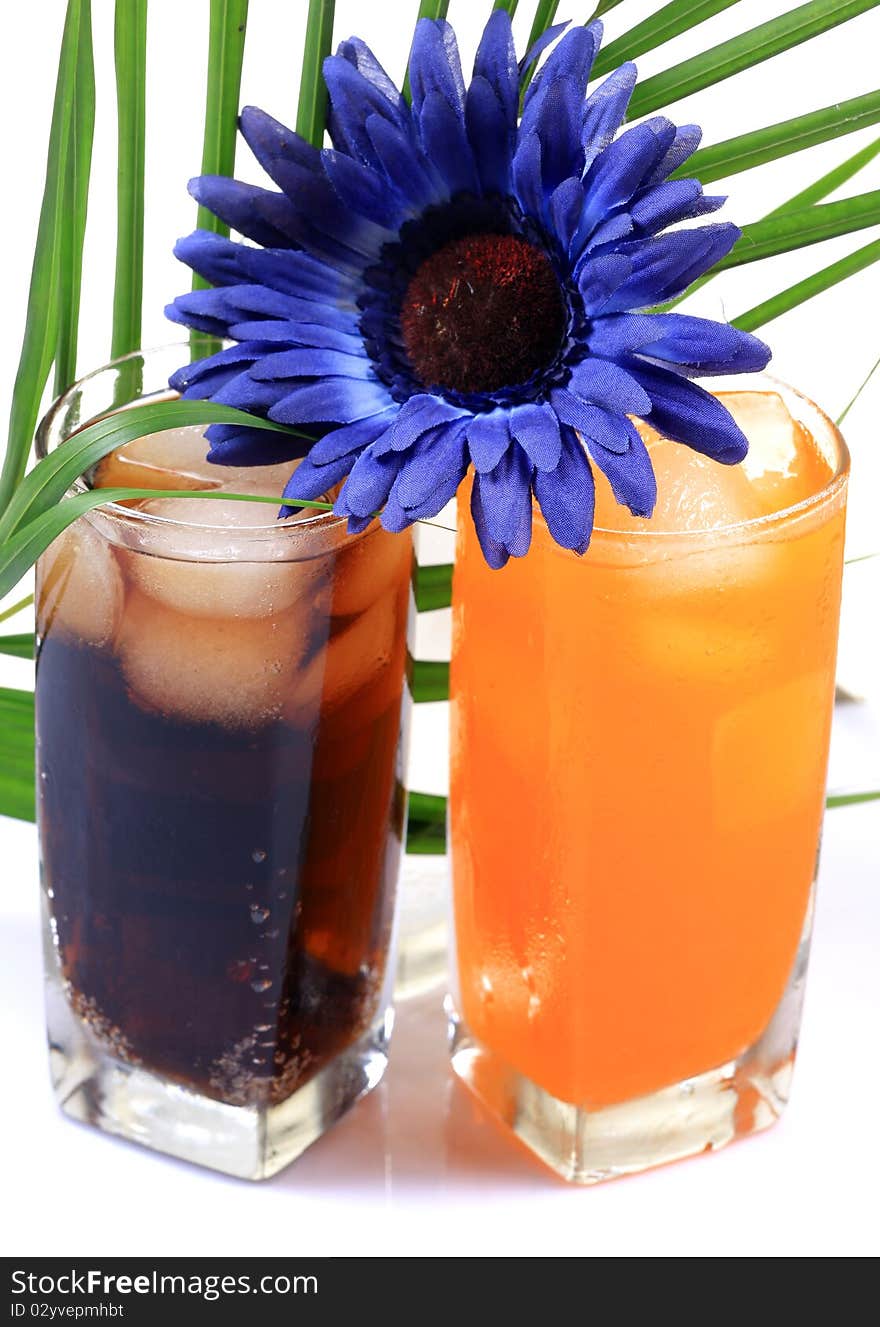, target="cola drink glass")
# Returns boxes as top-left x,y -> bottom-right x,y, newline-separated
35,347 -> 413,1178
